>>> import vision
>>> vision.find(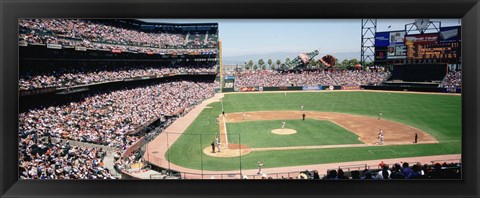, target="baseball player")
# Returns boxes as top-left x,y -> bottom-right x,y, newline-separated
378,112 -> 382,120
281,121 -> 286,129
243,112 -> 246,120
216,117 -> 219,125
257,162 -> 264,174
301,105 -> 304,111
379,134 -> 384,145
216,136 -> 221,152
211,141 -> 215,153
